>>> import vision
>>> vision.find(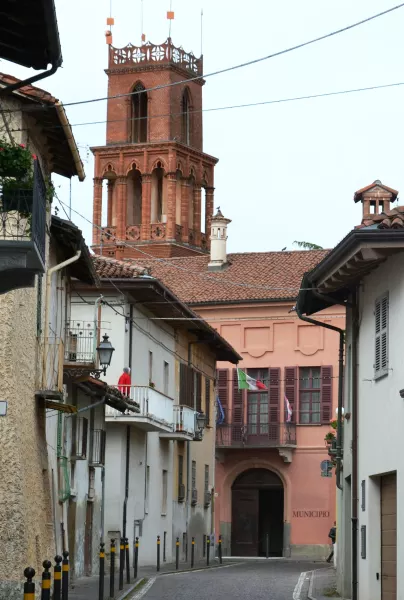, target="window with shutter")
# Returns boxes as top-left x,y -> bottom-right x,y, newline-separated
180,363 -> 194,408
375,293 -> 389,379
205,378 -> 211,426
268,368 -> 280,443
320,366 -> 333,424
196,372 -> 202,413
285,367 -> 297,423
300,367 -> 321,424
216,369 -> 229,421
232,367 -> 244,442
